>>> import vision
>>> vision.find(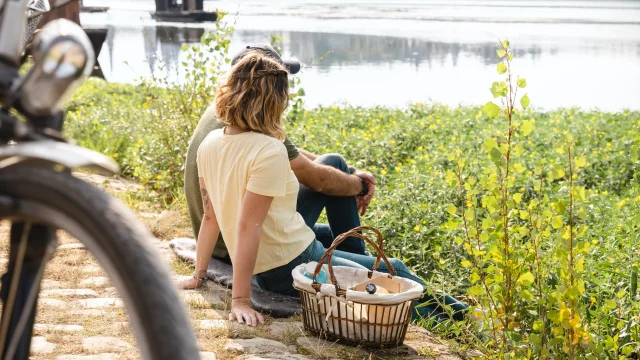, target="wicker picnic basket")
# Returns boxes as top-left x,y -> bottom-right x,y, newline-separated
292,226 -> 423,348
